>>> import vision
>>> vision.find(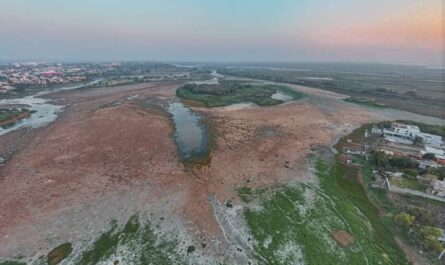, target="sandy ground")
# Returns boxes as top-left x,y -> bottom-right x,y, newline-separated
330,230 -> 355,247
0,81 -> 383,262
